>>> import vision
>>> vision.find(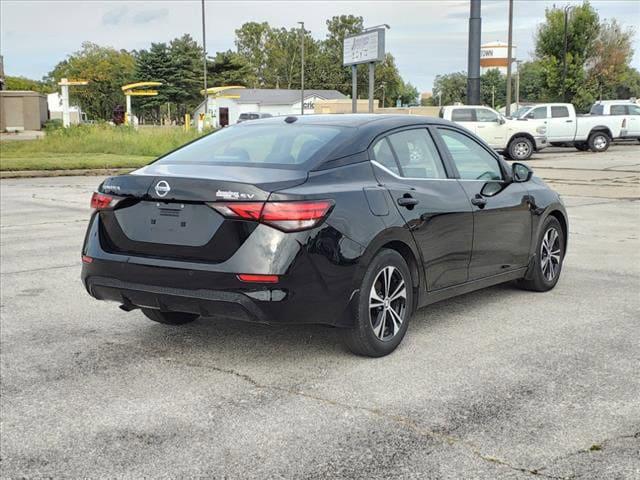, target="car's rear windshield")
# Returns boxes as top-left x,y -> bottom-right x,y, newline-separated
590,104 -> 604,115
156,124 -> 346,169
